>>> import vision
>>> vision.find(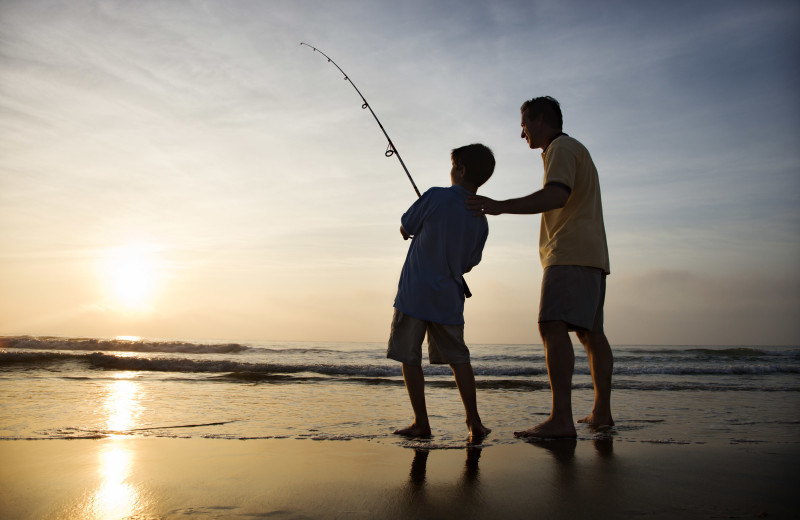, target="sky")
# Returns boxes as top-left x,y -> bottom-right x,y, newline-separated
1,0 -> 798,345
